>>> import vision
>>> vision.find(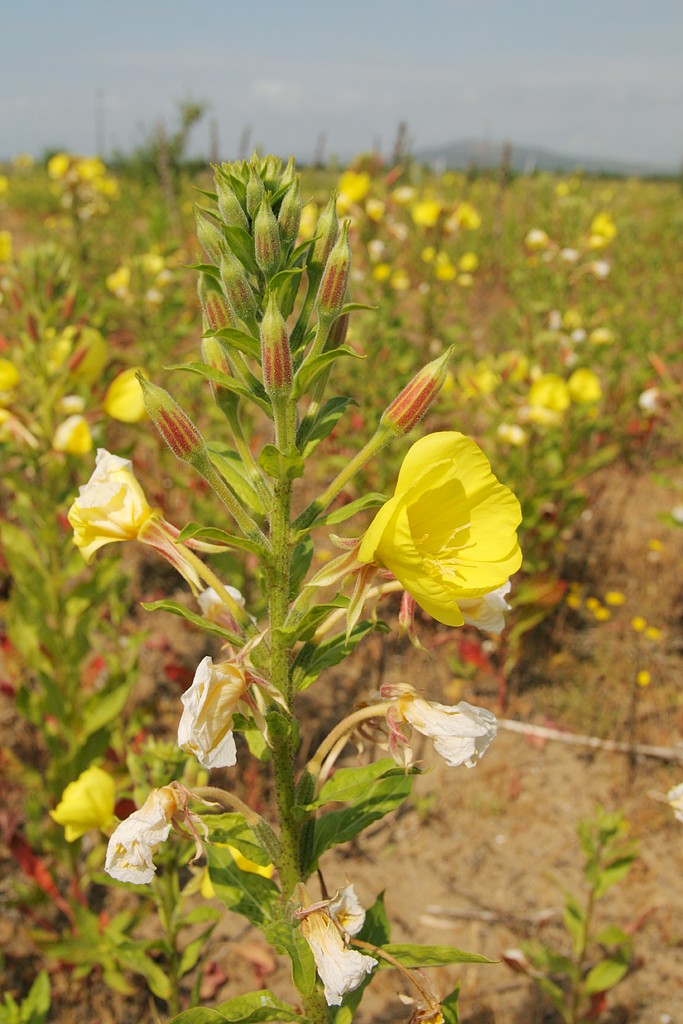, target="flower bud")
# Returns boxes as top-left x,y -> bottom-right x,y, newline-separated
137,375 -> 208,465
198,272 -> 235,331
220,250 -> 259,331
260,294 -> 292,395
254,195 -> 281,278
381,348 -> 452,435
201,335 -> 232,379
306,193 -> 338,279
246,162 -> 265,219
327,311 -> 349,349
280,155 -> 296,188
195,209 -> 225,265
278,175 -> 302,251
215,172 -> 249,230
316,219 -> 351,323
